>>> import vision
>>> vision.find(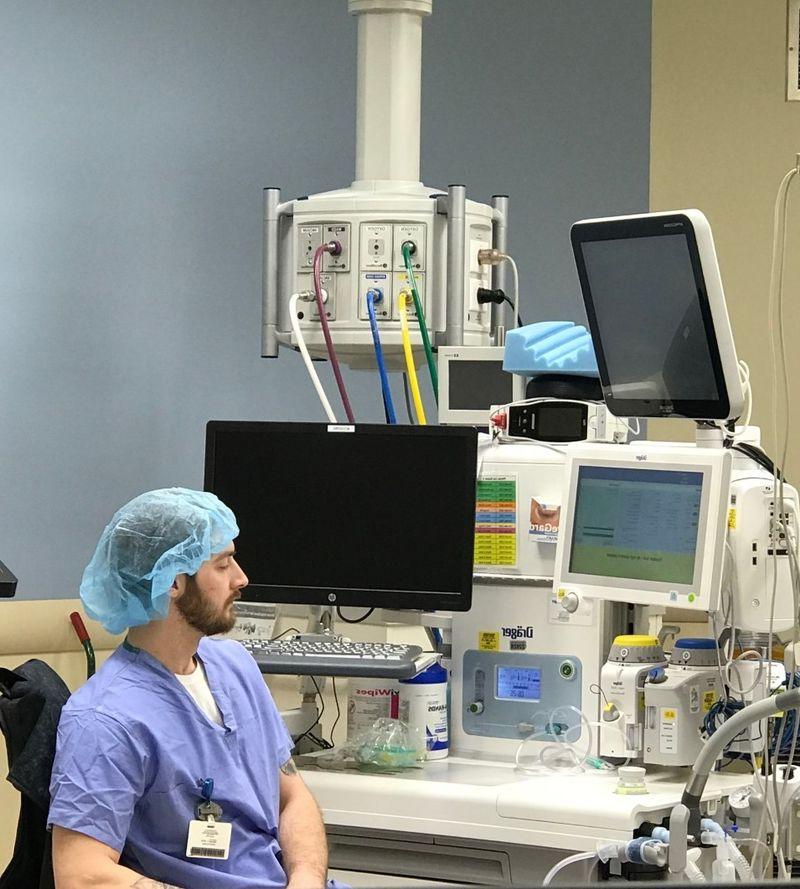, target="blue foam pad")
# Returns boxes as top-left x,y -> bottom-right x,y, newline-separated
503,321 -> 599,375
